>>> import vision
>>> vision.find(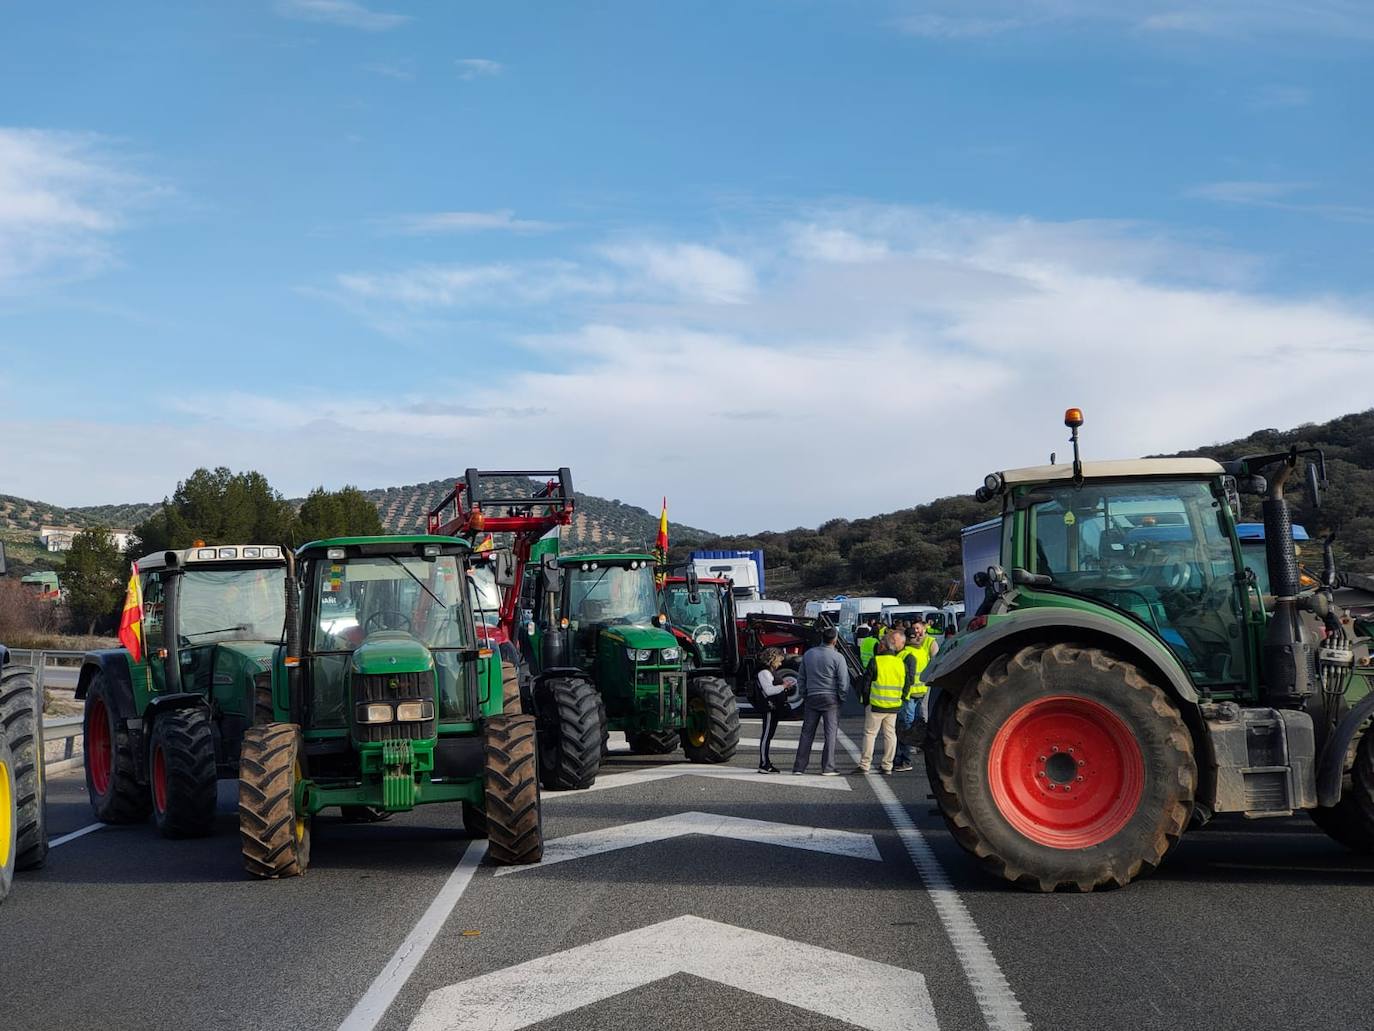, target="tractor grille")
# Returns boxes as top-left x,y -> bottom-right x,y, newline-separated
353,671 -> 435,743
